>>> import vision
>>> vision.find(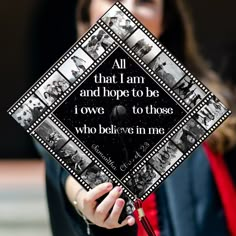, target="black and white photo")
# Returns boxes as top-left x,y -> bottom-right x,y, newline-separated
35,72 -> 70,106
149,52 -> 185,87
35,118 -> 69,151
102,5 -> 136,39
125,164 -> 160,197
173,76 -> 206,107
123,194 -> 135,215
196,97 -> 227,129
12,94 -> 46,129
149,141 -> 183,175
82,28 -> 114,59
172,119 -> 205,152
58,141 -> 92,174
59,48 -> 94,83
81,164 -> 111,188
126,29 -> 161,64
